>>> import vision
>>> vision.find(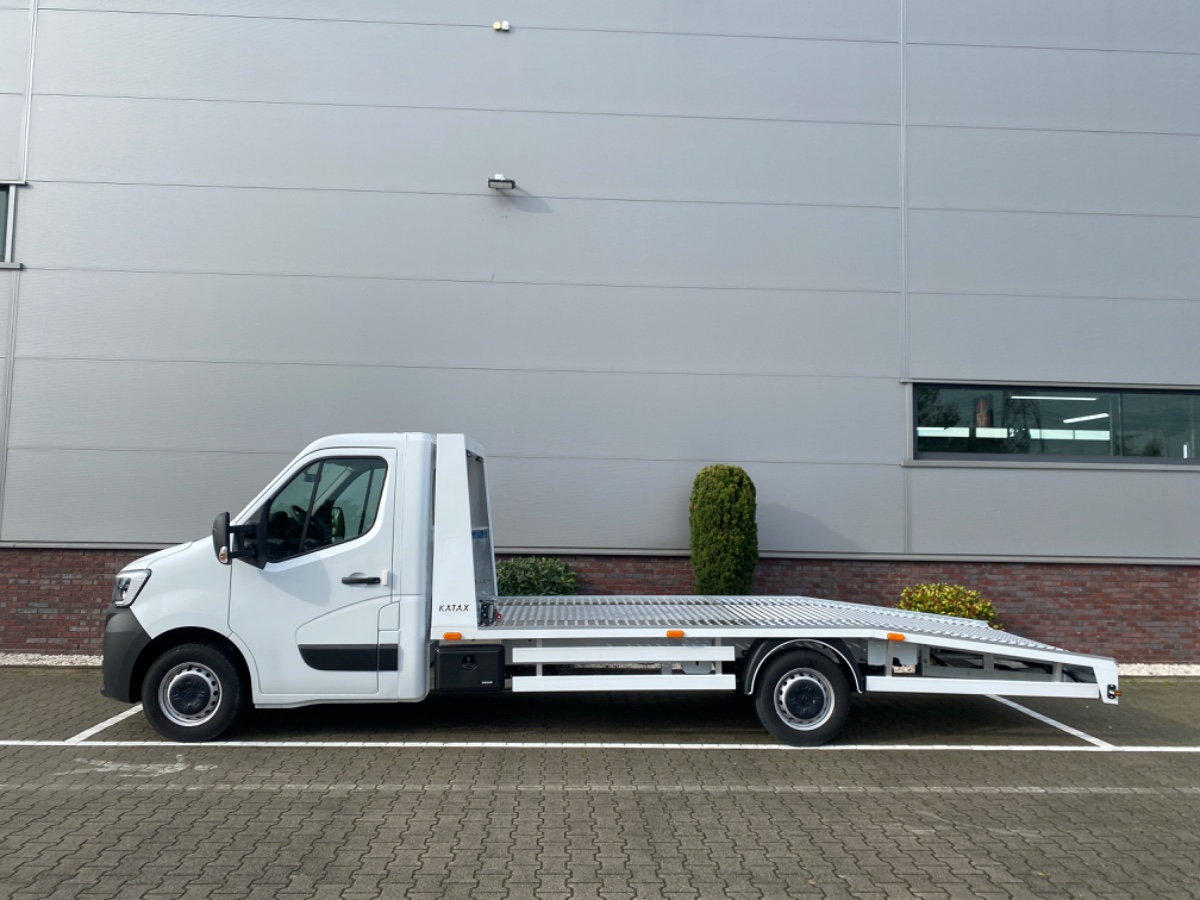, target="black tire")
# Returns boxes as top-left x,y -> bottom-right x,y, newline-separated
754,649 -> 850,746
142,643 -> 243,742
